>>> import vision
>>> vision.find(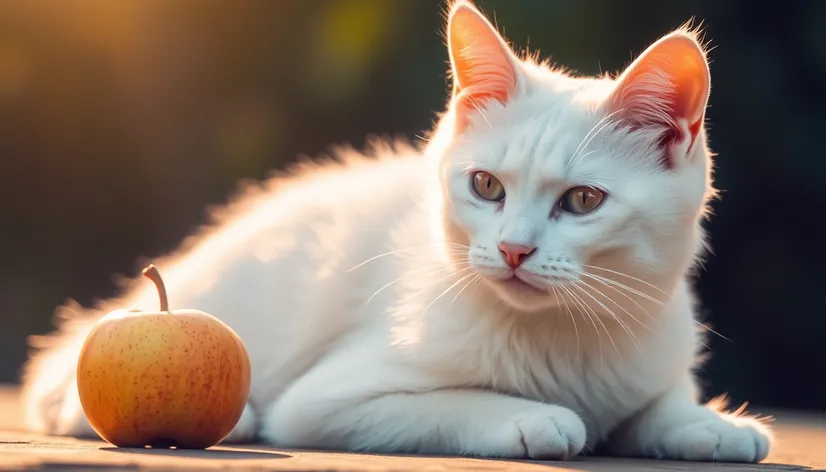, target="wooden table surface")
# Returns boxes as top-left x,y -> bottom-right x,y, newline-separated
1,386 -> 823,471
